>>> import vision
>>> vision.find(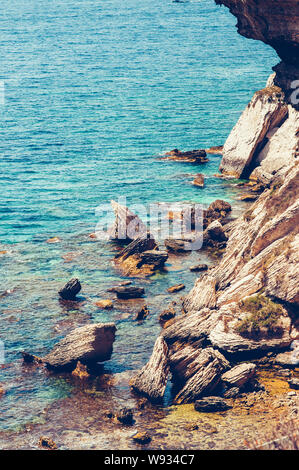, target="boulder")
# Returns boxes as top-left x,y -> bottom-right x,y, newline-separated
288,378 -> 299,390
194,397 -> 232,413
171,347 -> 230,404
95,299 -> 113,309
189,264 -> 208,272
221,363 -> 256,389
130,336 -> 170,401
192,173 -> 205,187
115,235 -> 168,277
167,284 -> 185,293
116,408 -> 134,425
164,238 -> 187,253
108,200 -> 147,241
134,305 -> 149,321
43,323 -> 116,371
204,220 -> 228,243
58,278 -> 81,301
114,286 -> 145,299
